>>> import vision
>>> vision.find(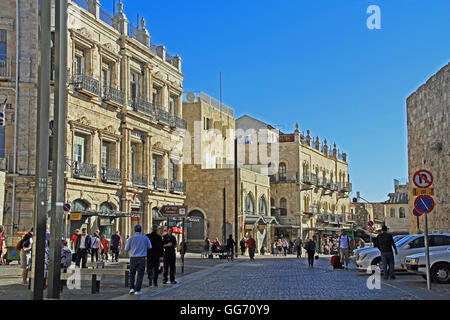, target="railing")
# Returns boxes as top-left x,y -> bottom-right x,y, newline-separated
0,59 -> 13,79
101,167 -> 121,183
311,173 -> 318,185
269,172 -> 299,184
329,214 -> 336,223
131,97 -> 155,117
73,161 -> 97,179
169,115 -> 187,129
341,182 -> 352,192
132,173 -> 148,187
170,180 -> 186,194
103,86 -> 125,106
155,107 -> 170,125
72,73 -> 100,96
302,175 -> 311,184
154,177 -> 168,191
